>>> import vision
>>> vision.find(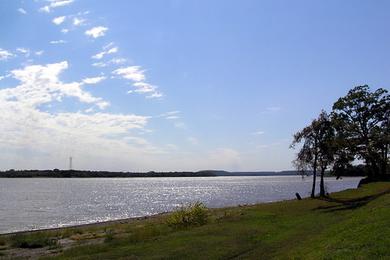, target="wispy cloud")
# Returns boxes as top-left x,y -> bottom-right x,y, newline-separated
50,40 -> 67,44
114,66 -> 163,98
35,50 -> 44,56
16,48 -> 30,57
39,0 -> 74,13
252,131 -> 265,135
113,66 -> 145,82
0,48 -> 13,60
52,16 -> 66,25
92,47 -> 118,60
73,17 -> 86,26
17,8 -> 27,14
82,76 -> 106,85
92,58 -> 126,68
85,26 -> 108,38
